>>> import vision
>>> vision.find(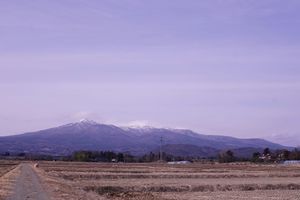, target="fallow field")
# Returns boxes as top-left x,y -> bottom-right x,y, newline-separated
35,161 -> 300,200
0,161 -> 19,199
